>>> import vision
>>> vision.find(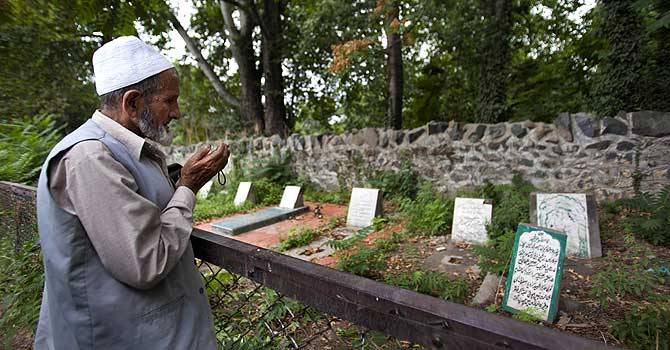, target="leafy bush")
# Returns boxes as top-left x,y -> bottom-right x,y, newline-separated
473,175 -> 535,275
248,150 -> 296,186
193,192 -> 255,222
0,238 -> 44,348
337,245 -> 387,279
368,161 -> 419,200
610,301 -> 670,350
252,178 -> 284,206
278,227 -> 322,252
590,266 -> 663,309
384,271 -> 469,303
328,226 -> 373,250
400,183 -> 454,237
0,115 -> 63,184
620,186 -> 670,245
